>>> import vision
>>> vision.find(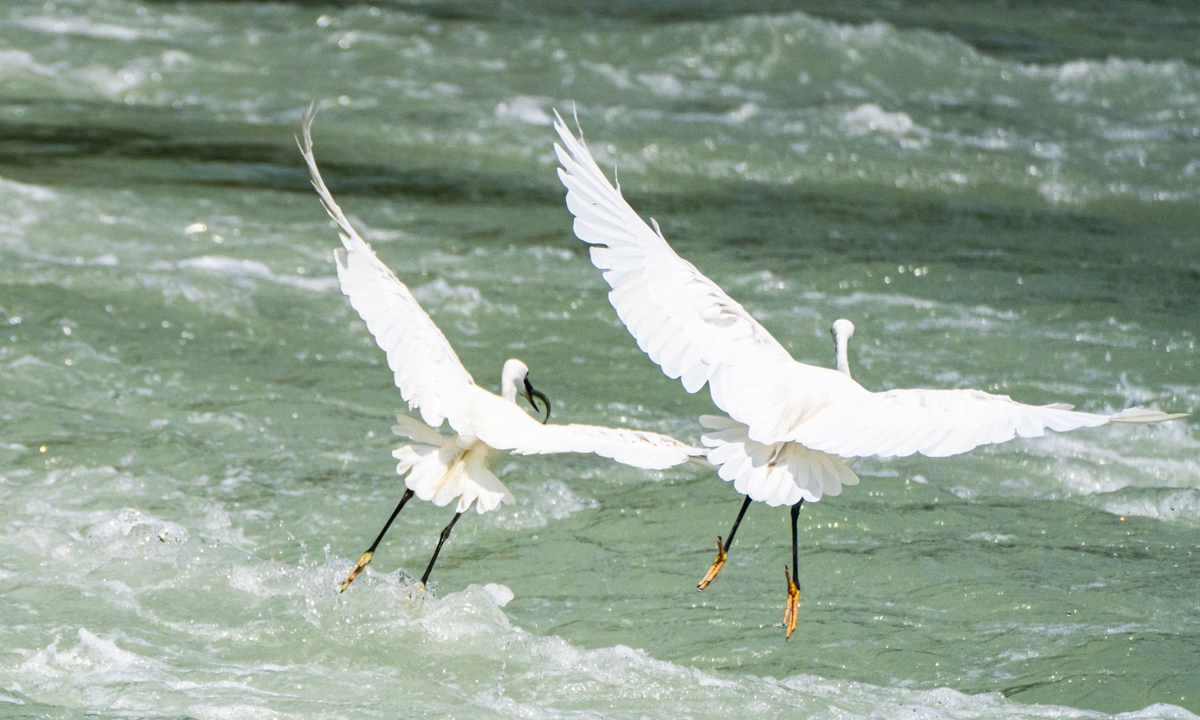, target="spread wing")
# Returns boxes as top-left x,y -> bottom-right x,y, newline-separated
554,114 -> 793,398
466,390 -> 705,470
300,107 -> 474,428
555,115 -> 1189,460
792,388 -> 1189,459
